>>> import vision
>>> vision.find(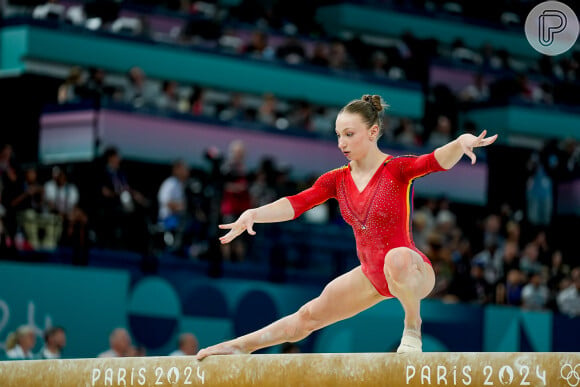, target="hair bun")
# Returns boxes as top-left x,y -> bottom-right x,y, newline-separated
361,94 -> 386,112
